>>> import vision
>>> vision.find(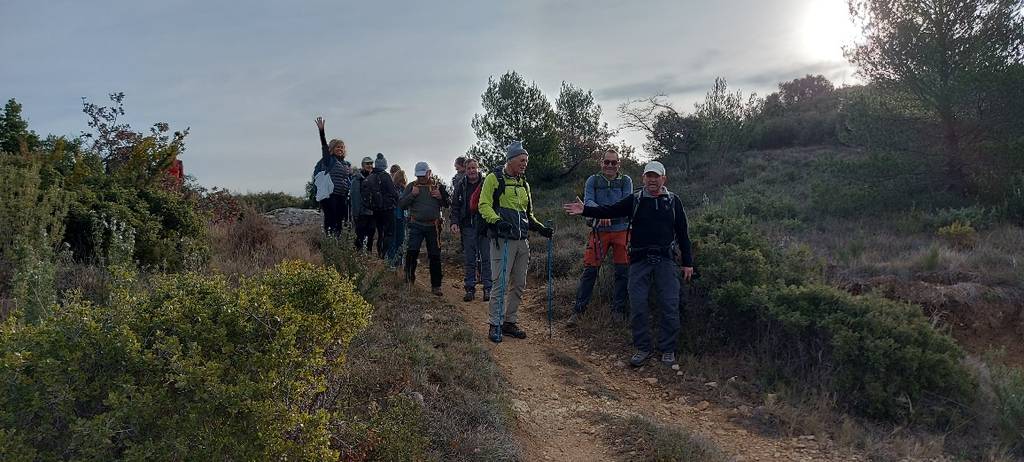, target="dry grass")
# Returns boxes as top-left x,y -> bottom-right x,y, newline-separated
586,411 -> 729,462
209,209 -> 322,279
